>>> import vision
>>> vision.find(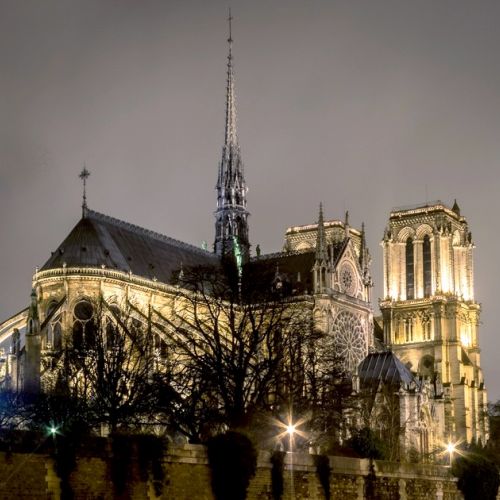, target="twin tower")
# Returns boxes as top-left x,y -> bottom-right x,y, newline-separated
380,201 -> 487,443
